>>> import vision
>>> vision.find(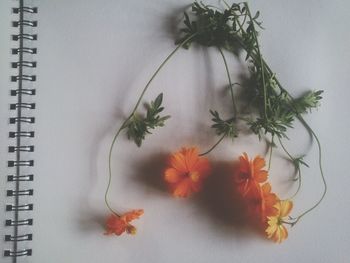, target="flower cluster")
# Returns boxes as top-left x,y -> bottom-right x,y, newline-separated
234,153 -> 293,243
163,149 -> 293,243
104,148 -> 294,243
